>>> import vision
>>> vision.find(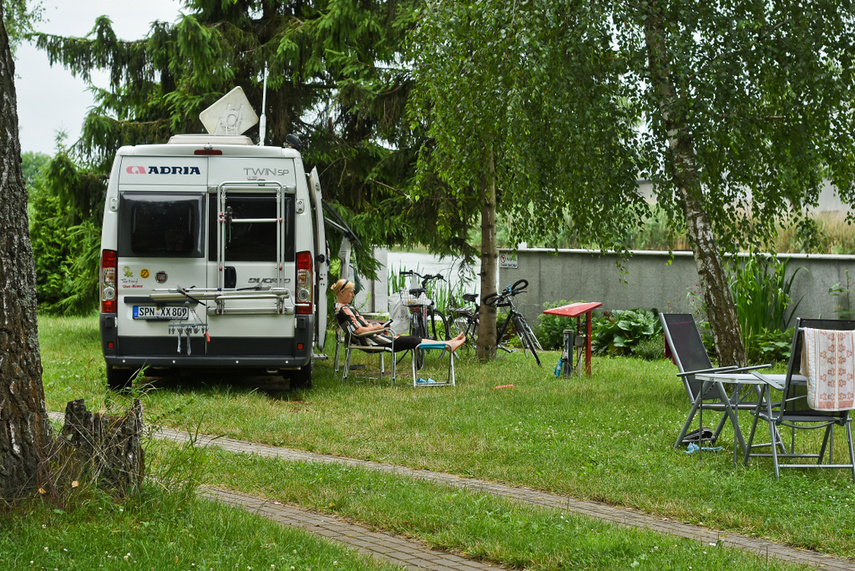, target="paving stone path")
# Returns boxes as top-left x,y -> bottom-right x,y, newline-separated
153,426 -> 855,571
